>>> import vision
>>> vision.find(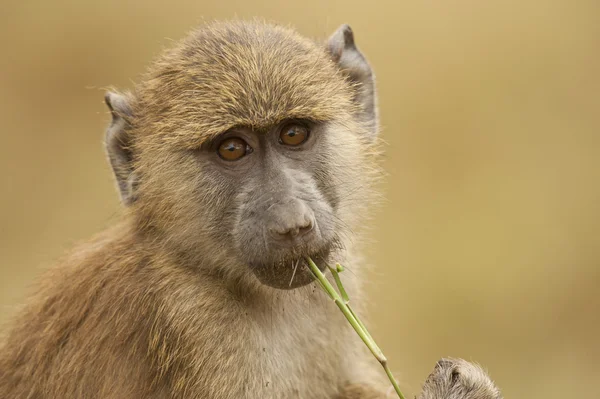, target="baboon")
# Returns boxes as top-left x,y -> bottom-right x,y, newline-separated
0,21 -> 502,398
